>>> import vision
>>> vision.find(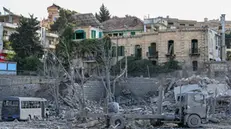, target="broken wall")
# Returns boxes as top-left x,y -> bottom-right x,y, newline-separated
116,78 -> 160,97
206,61 -> 228,78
